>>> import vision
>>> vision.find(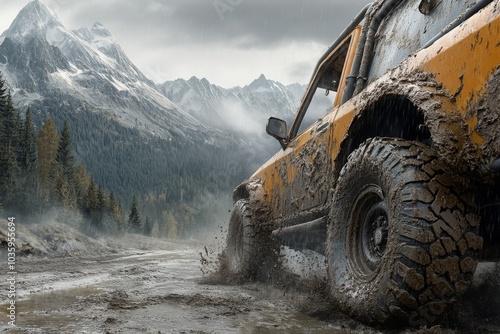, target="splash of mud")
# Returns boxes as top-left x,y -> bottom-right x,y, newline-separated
199,242 -> 389,333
